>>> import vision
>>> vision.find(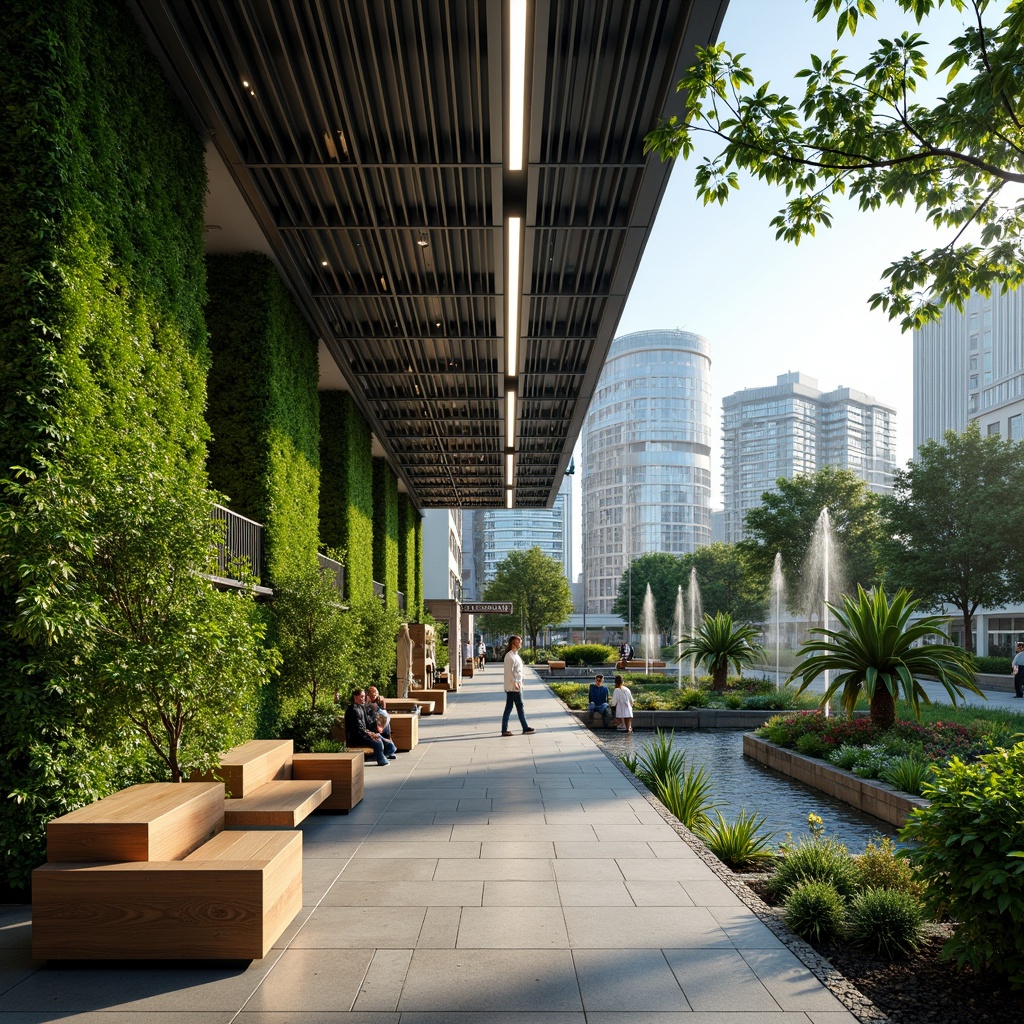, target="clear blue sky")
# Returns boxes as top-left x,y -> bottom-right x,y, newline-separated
569,0 -> 971,579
